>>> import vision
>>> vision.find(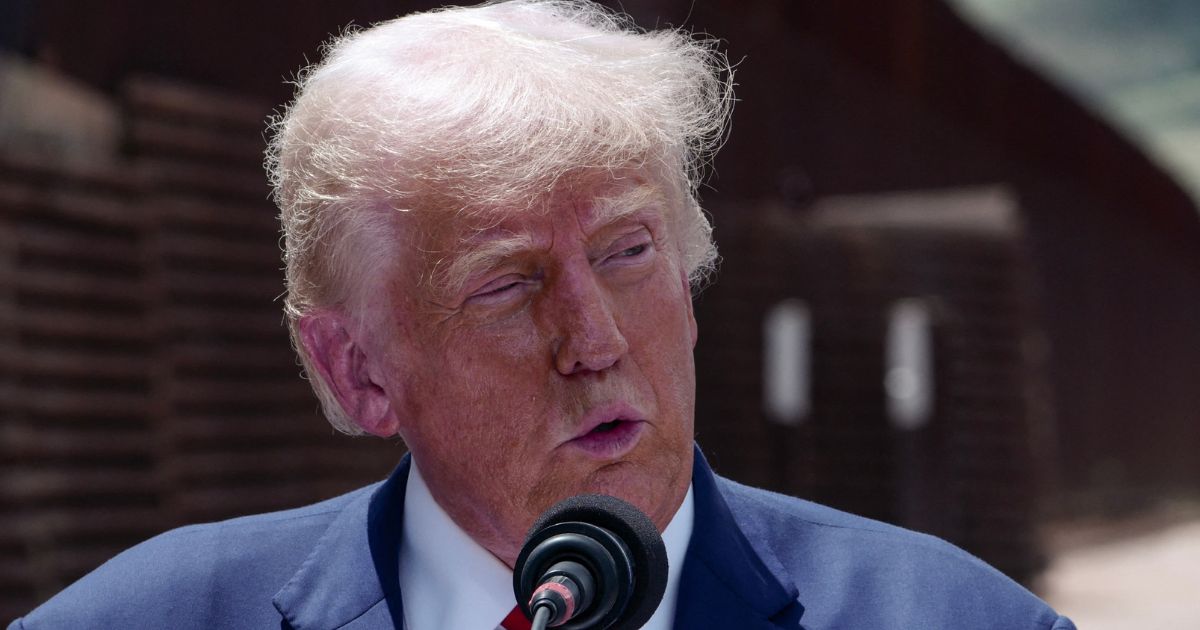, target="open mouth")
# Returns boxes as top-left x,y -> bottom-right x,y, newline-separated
568,417 -> 644,457
590,420 -> 623,434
